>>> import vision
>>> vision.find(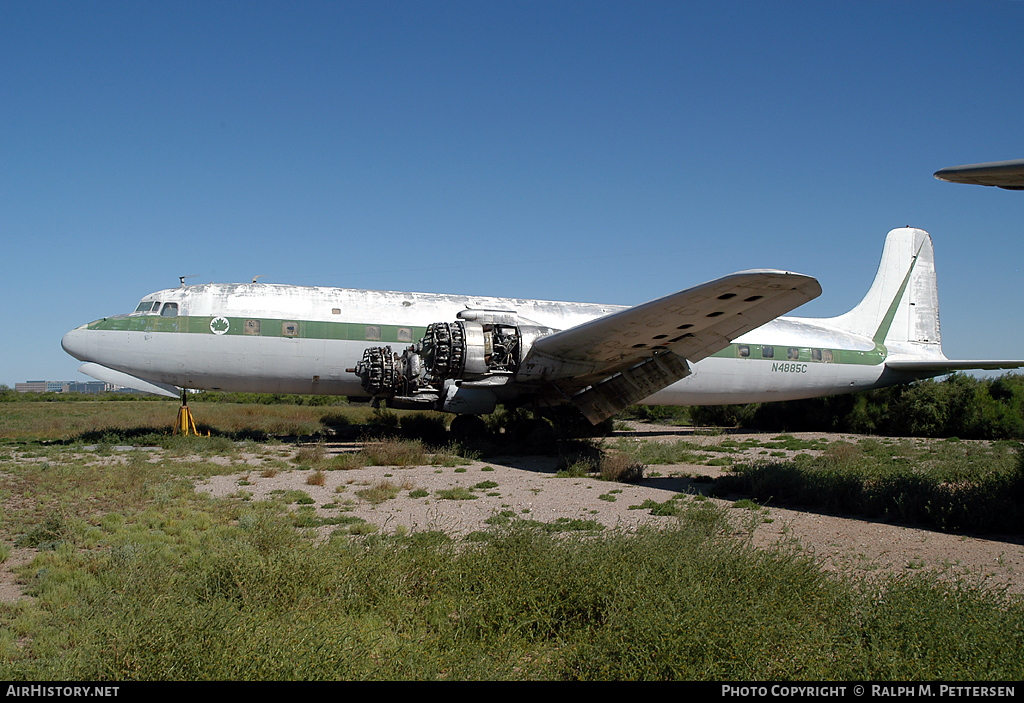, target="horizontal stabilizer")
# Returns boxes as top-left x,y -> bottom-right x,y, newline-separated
886,359 -> 1024,373
78,363 -> 180,398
